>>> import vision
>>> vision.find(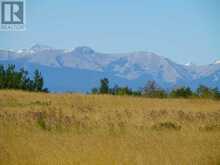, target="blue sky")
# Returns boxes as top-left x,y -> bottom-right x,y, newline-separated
0,0 -> 219,65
